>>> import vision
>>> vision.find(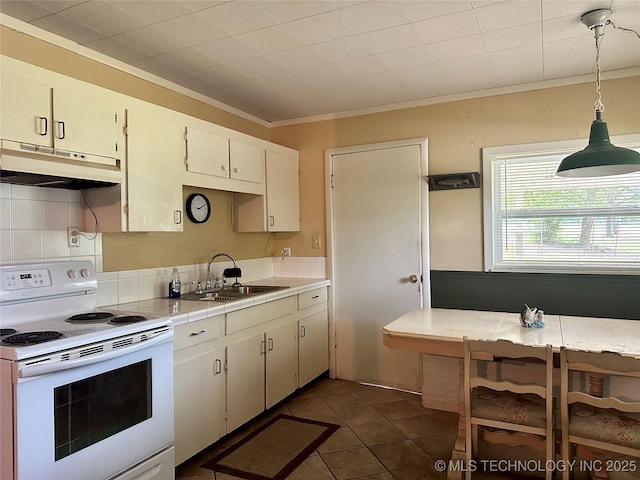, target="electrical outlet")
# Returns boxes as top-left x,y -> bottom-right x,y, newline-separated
283,247 -> 291,257
67,227 -> 80,248
312,234 -> 322,249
